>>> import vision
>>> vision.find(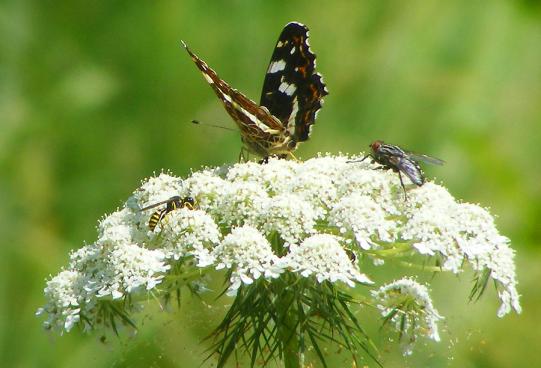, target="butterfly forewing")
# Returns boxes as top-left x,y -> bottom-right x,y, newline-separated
259,22 -> 328,146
